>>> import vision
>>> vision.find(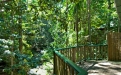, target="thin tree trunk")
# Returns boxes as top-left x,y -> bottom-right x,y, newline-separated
10,36 -> 14,75
87,0 -> 91,44
66,0 -> 68,47
19,25 -> 22,52
76,19 -> 78,46
75,4 -> 79,46
107,0 -> 111,31
18,1 -> 23,52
